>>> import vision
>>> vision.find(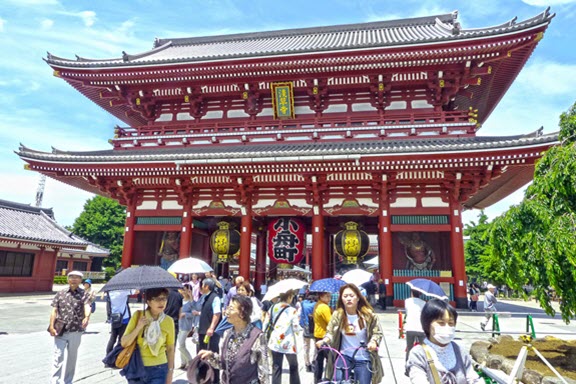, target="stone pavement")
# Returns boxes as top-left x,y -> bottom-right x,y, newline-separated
1,287 -> 575,384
